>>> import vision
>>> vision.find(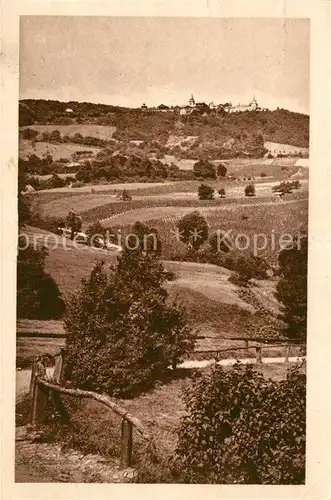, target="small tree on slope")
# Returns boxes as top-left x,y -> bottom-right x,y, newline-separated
65,228 -> 194,397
